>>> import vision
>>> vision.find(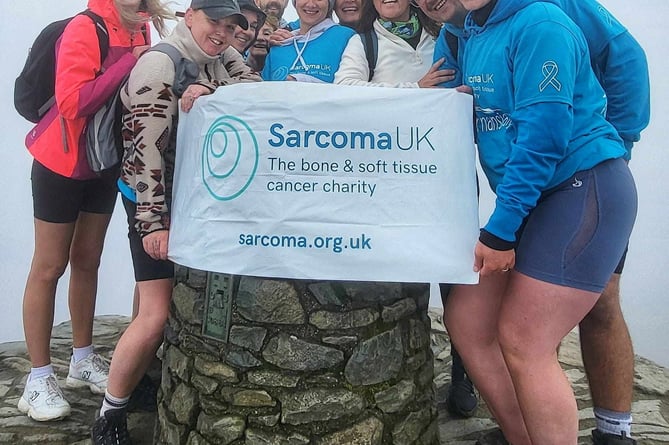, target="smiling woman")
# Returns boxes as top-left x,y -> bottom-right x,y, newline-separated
91,1 -> 262,442
333,0 -> 448,87
261,0 -> 355,82
230,0 -> 267,54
